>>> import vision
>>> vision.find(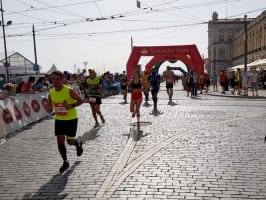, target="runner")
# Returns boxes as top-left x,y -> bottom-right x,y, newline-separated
141,70 -> 150,104
45,70 -> 83,173
148,68 -> 161,113
128,69 -> 142,119
120,71 -> 128,103
163,66 -> 175,104
85,69 -> 105,128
